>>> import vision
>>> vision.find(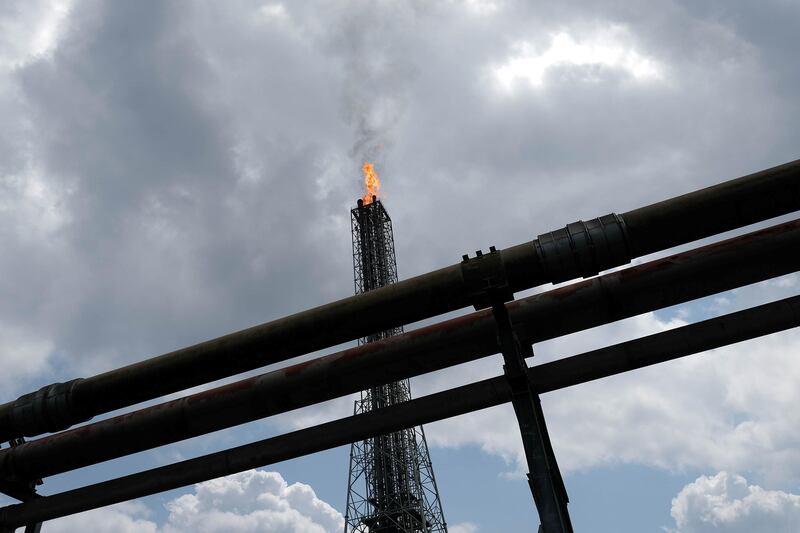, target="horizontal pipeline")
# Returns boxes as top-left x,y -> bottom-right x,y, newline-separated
2,294 -> 798,528
2,219 -> 799,482
1,159 -> 798,443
